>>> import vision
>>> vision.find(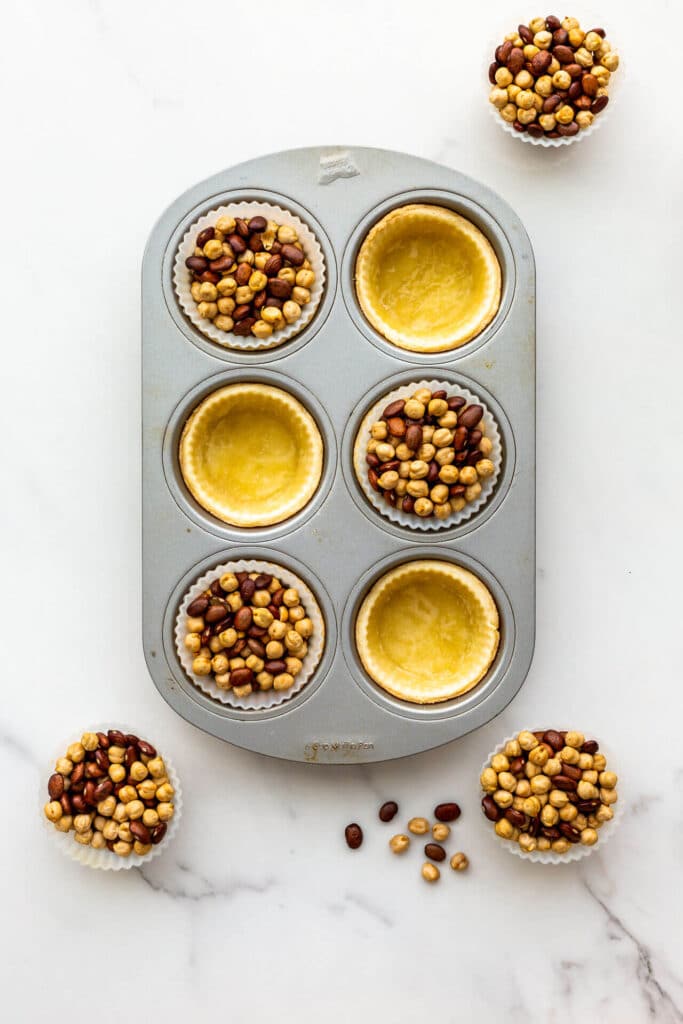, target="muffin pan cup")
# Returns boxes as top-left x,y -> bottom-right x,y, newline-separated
142,146 -> 535,763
